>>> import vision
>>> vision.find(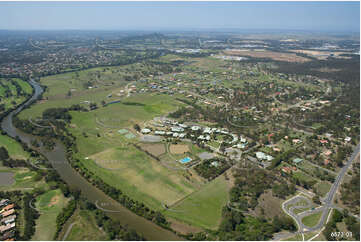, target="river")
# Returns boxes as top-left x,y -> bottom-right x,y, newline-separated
1,79 -> 182,241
